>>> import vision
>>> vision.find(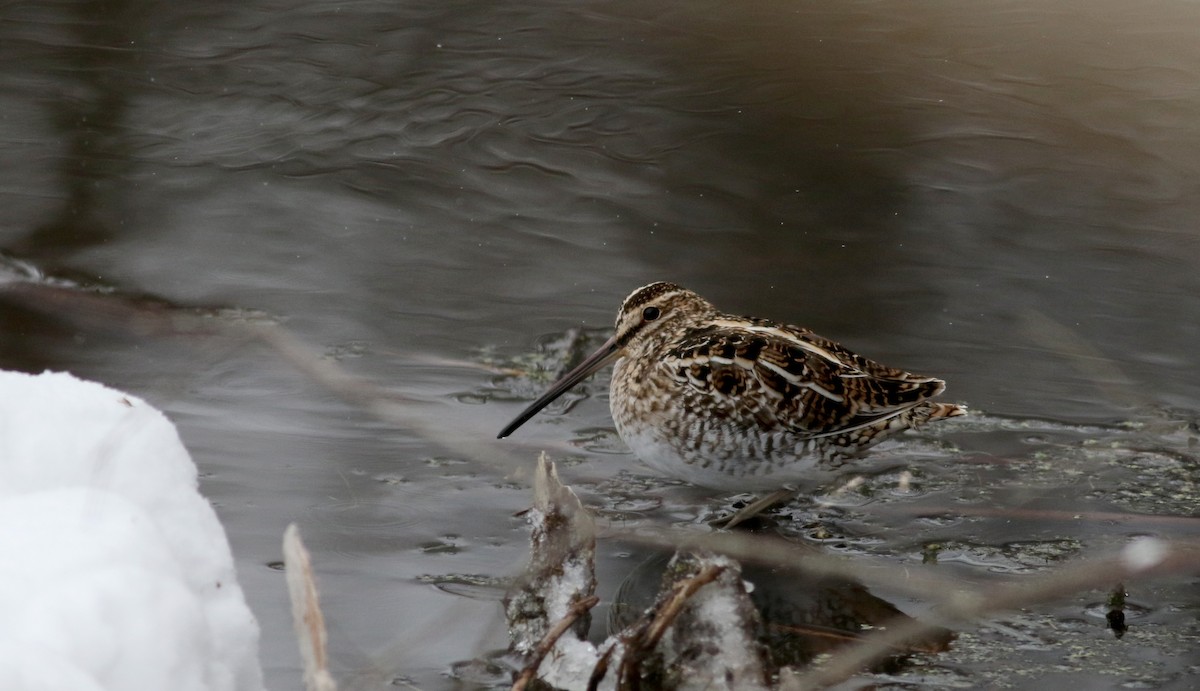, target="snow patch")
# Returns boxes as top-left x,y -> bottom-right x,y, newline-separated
0,370 -> 264,691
